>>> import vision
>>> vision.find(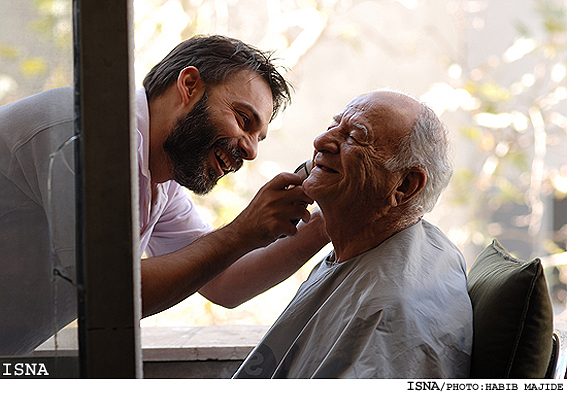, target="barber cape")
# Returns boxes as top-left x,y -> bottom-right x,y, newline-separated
234,220 -> 473,379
